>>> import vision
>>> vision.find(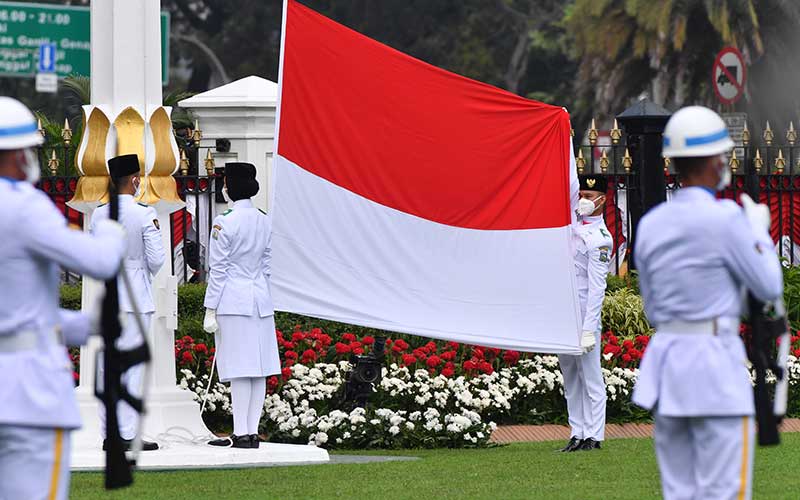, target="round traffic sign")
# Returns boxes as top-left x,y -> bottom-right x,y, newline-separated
713,46 -> 746,105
